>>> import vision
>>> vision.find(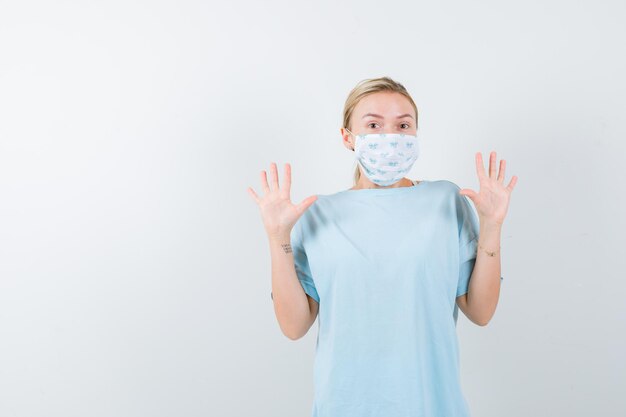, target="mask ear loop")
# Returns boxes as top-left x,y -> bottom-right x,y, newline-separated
345,128 -> 356,151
